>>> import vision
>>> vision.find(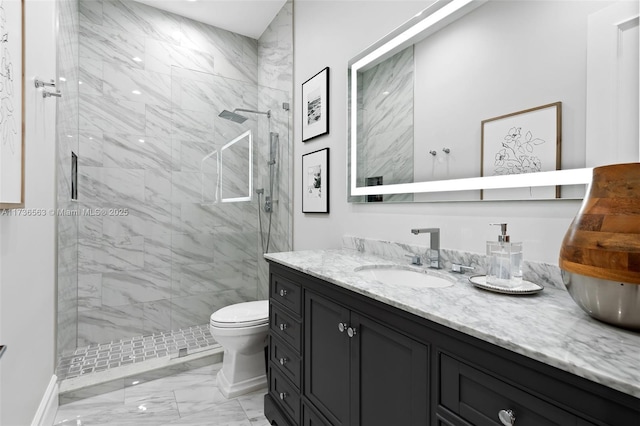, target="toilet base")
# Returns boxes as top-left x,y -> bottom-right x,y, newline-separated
216,368 -> 267,399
